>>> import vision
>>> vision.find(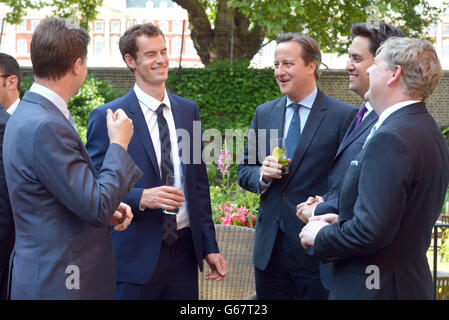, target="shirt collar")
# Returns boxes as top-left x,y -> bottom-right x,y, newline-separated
375,100 -> 420,130
286,86 -> 317,109
134,83 -> 171,111
29,83 -> 70,119
364,101 -> 373,114
6,98 -> 20,115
